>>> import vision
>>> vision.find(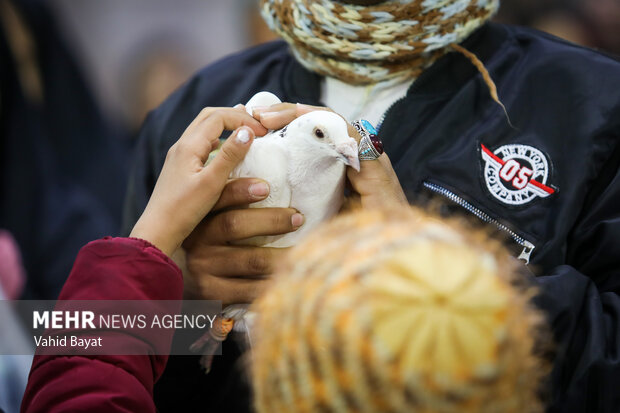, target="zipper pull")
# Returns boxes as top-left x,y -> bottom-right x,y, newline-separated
518,241 -> 535,265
